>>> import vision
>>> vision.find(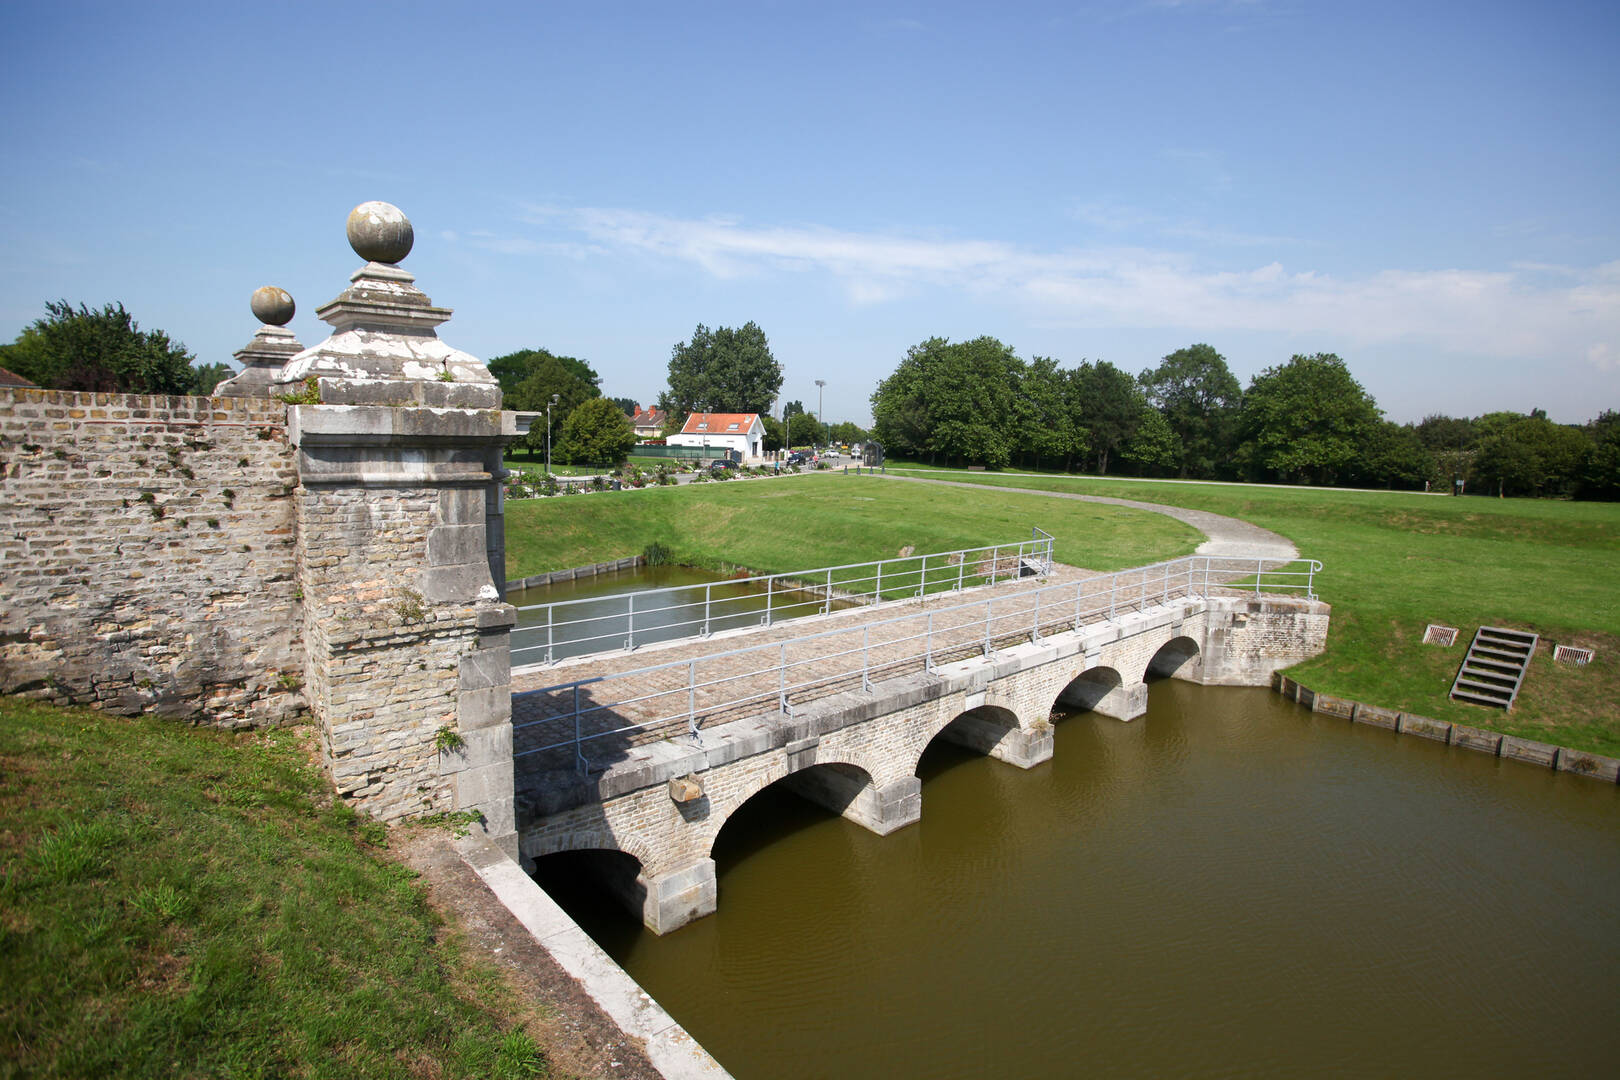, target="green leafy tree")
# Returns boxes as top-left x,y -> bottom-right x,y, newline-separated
189,362 -> 234,395
829,421 -> 868,445
1069,360 -> 1145,474
663,322 -> 782,415
1139,344 -> 1243,478
1238,353 -> 1382,484
610,396 -> 638,415
787,411 -> 822,448
1349,421 -> 1433,490
3,301 -> 201,394
761,414 -> 787,452
1472,414 -> 1590,497
782,400 -> 806,420
1120,407 -> 1182,476
1018,356 -> 1075,471
487,347 -> 601,400
1575,410 -> 1620,501
870,336 -> 1025,467
507,355 -> 597,457
555,397 -> 637,466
